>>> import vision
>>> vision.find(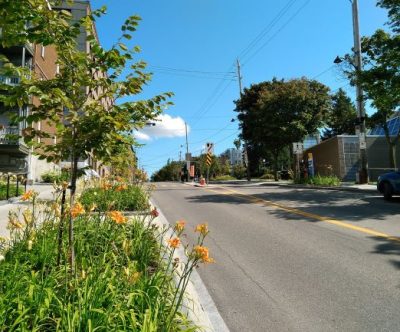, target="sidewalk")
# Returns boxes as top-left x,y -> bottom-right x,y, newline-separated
0,184 -> 55,238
